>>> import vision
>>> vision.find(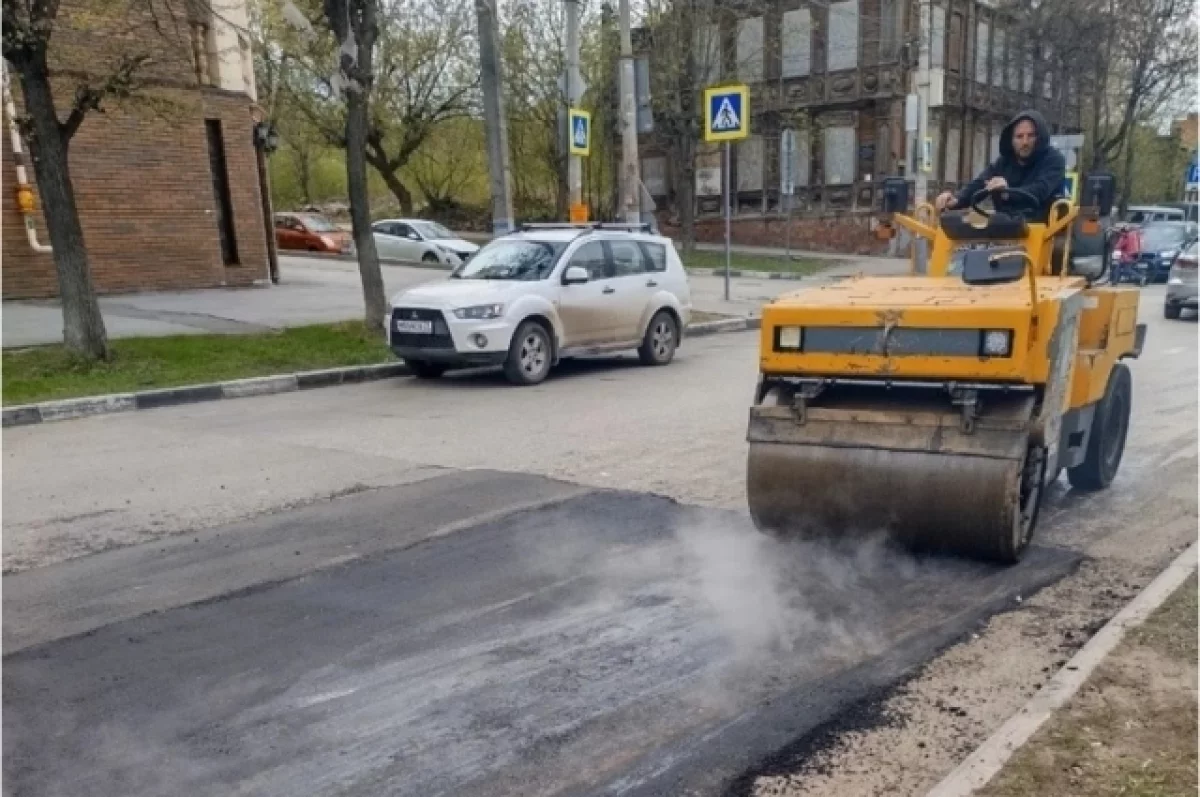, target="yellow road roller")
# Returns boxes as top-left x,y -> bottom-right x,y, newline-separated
746,176 -> 1146,563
